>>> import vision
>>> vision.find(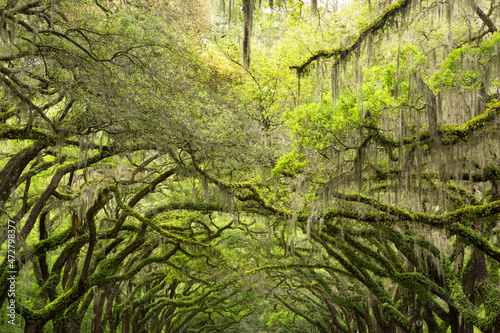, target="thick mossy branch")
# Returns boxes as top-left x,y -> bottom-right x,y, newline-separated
112,186 -> 208,246
156,289 -> 214,309
103,246 -> 178,284
446,223 -> 500,262
369,102 -> 500,149
112,167 -> 176,237
208,170 -> 500,264
23,225 -> 147,325
439,101 -> 500,145
86,224 -> 148,288
382,303 -> 414,332
0,124 -> 57,145
274,294 -> 322,328
321,238 -> 412,332
126,282 -> 166,314
444,260 -> 485,329
471,0 -> 498,32
445,182 -> 484,207
290,0 -> 412,74
318,225 -> 405,285
80,185 -> 114,282
30,227 -> 73,256
145,202 -> 224,218
331,191 -> 500,226
338,240 -> 391,278
322,208 -> 397,223
246,263 -> 350,277
189,151 -> 282,215
394,272 -> 447,306
318,191 -> 500,262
